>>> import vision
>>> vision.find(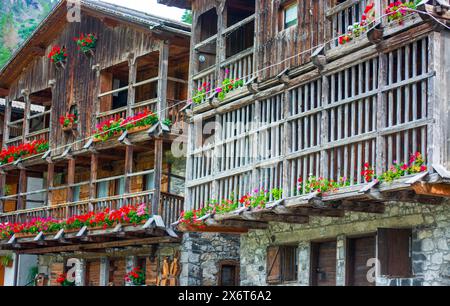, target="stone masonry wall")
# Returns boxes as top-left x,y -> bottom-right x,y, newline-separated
240,200 -> 450,286
180,232 -> 240,286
